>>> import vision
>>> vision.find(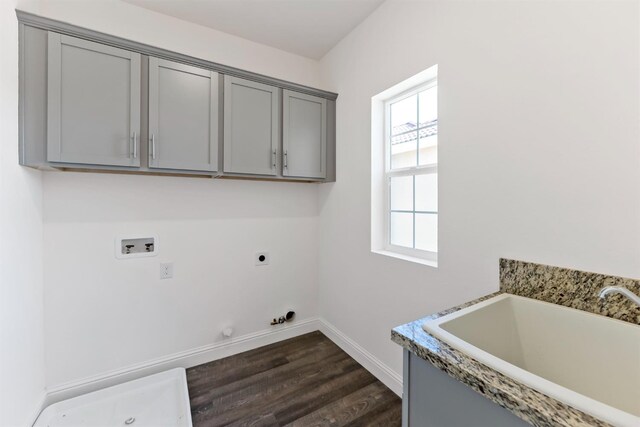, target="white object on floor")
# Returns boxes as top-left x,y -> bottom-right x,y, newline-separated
423,293 -> 640,427
34,368 -> 192,427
